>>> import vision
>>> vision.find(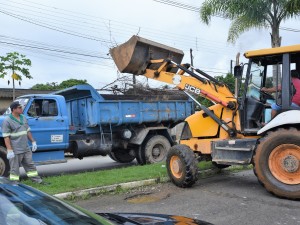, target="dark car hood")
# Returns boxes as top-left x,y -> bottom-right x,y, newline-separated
98,212 -> 213,225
